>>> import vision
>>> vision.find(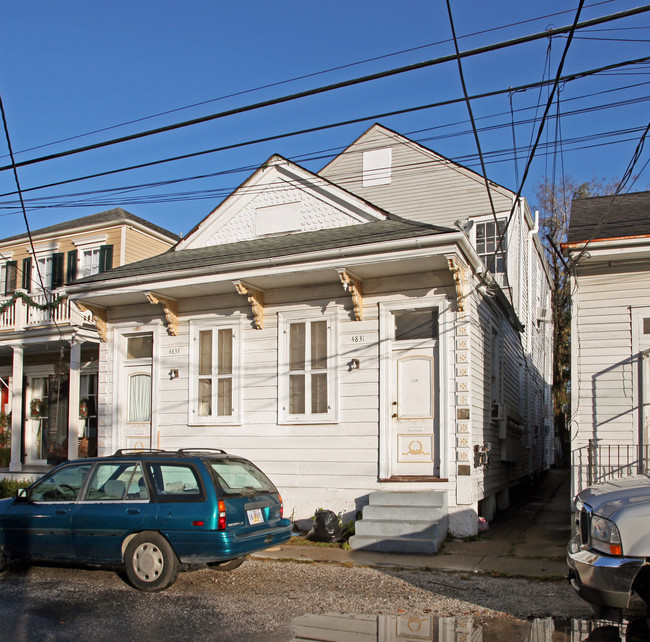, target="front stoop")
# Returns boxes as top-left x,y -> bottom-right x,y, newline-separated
349,491 -> 448,555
